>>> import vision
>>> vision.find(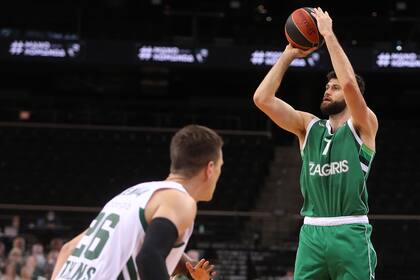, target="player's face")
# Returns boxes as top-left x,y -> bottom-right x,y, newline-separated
320,78 -> 346,116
